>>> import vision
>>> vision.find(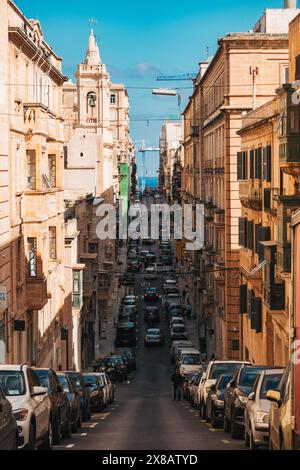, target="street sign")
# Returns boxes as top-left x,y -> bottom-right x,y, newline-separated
0,287 -> 7,313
